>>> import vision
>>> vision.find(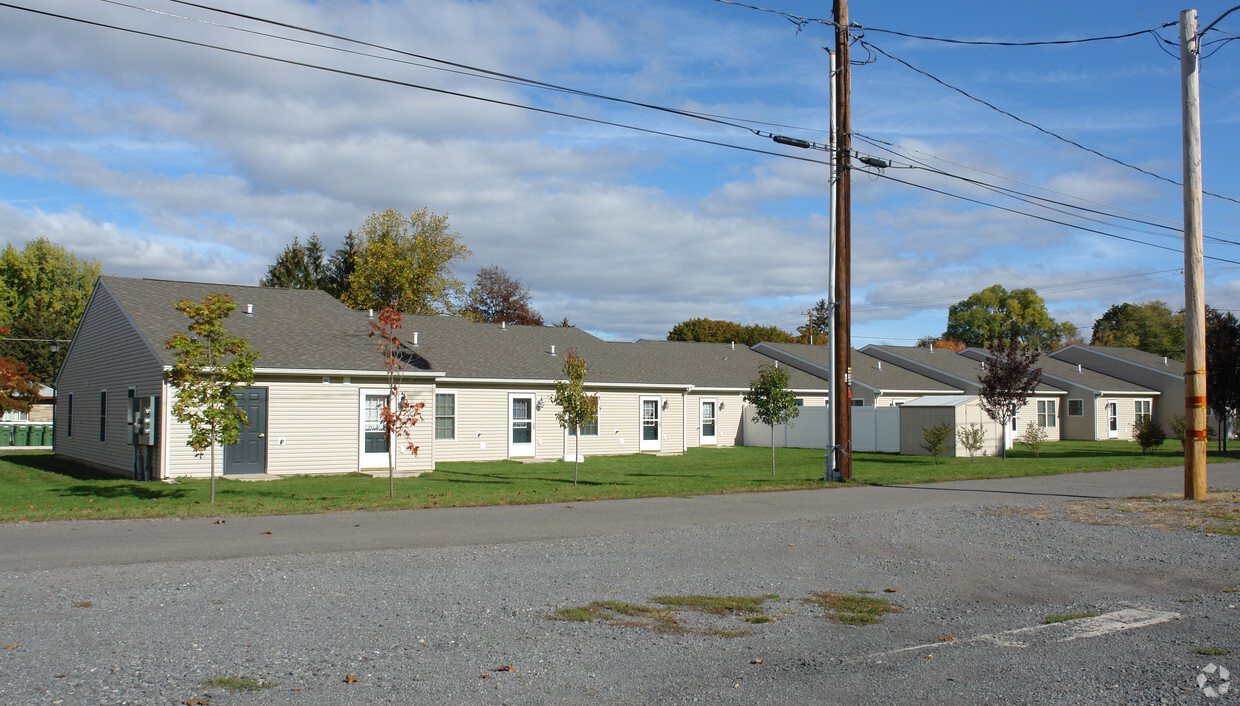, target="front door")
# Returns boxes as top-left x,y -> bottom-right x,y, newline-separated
361,391 -> 391,469
509,394 -> 535,458
700,399 -> 717,445
224,387 -> 267,475
640,397 -> 661,452
1106,401 -> 1119,439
